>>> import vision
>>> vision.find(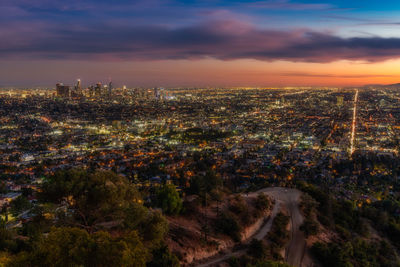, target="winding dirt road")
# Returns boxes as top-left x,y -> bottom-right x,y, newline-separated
282,189 -> 306,267
195,187 -> 306,267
